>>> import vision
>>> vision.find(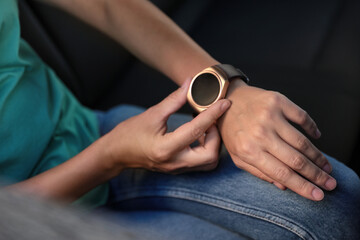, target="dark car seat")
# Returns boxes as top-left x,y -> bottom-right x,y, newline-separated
18,0 -> 360,175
